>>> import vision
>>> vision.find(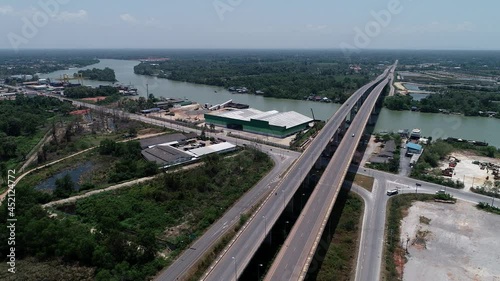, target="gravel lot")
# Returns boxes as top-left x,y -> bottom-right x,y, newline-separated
439,152 -> 500,192
401,201 -> 500,281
